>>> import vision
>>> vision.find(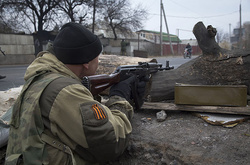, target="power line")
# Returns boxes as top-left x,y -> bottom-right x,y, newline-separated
148,10 -> 239,19
168,0 -> 201,16
170,11 -> 238,18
